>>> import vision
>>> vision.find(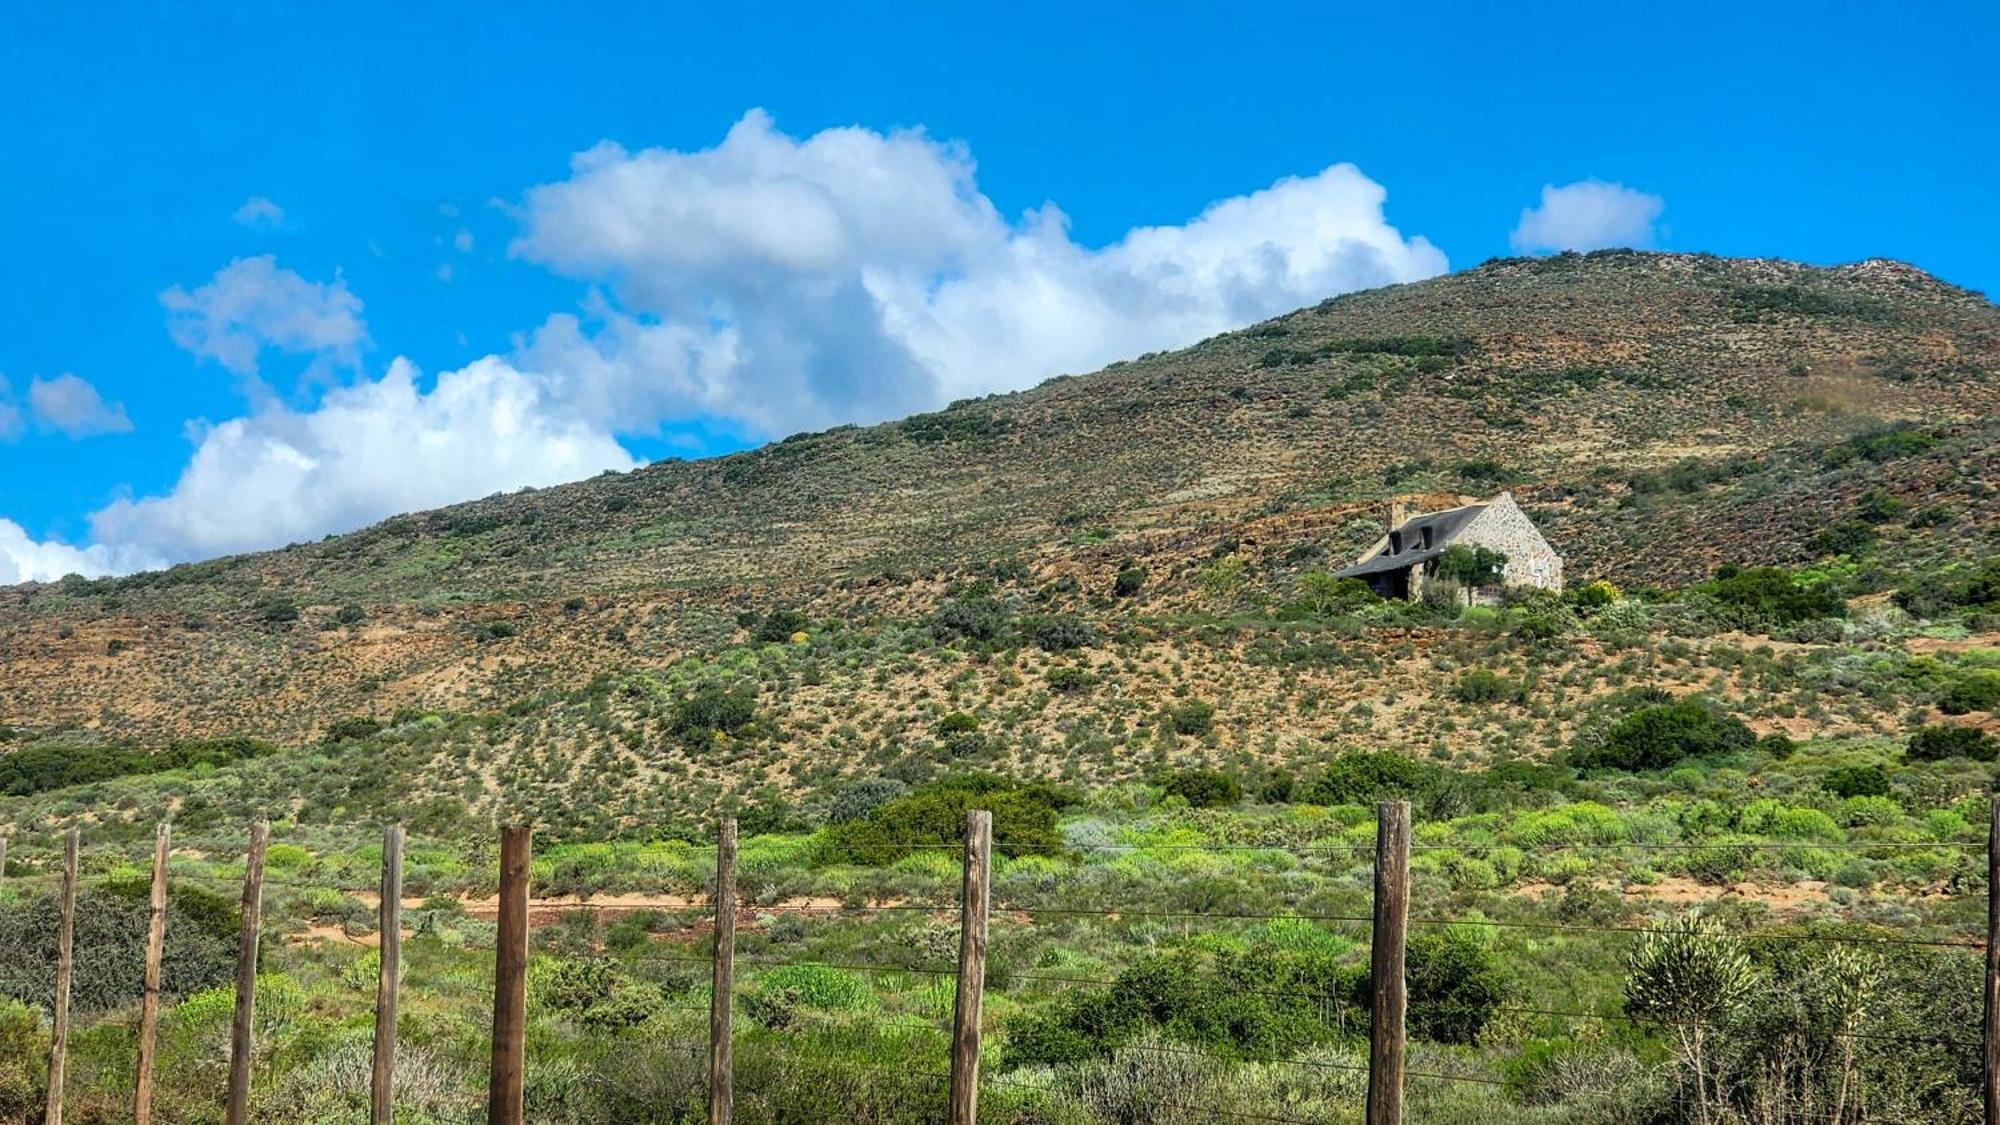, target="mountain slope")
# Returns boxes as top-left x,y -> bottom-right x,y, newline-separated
1,250 -> 1996,763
